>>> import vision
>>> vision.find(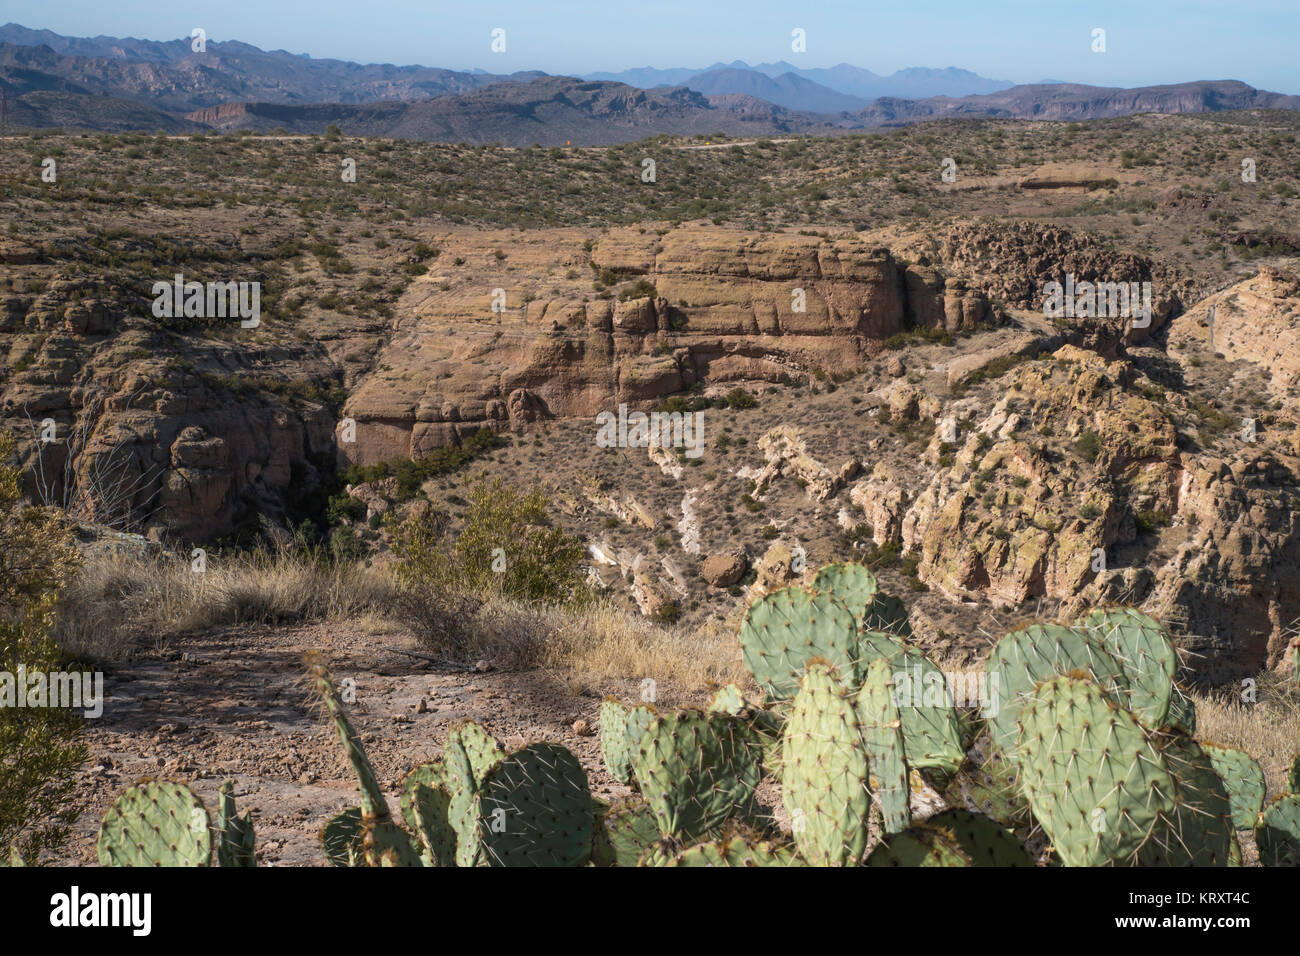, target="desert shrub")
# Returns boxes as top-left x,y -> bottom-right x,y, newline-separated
0,432 -> 87,859
724,387 -> 757,409
1073,430 -> 1101,463
390,479 -> 589,654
